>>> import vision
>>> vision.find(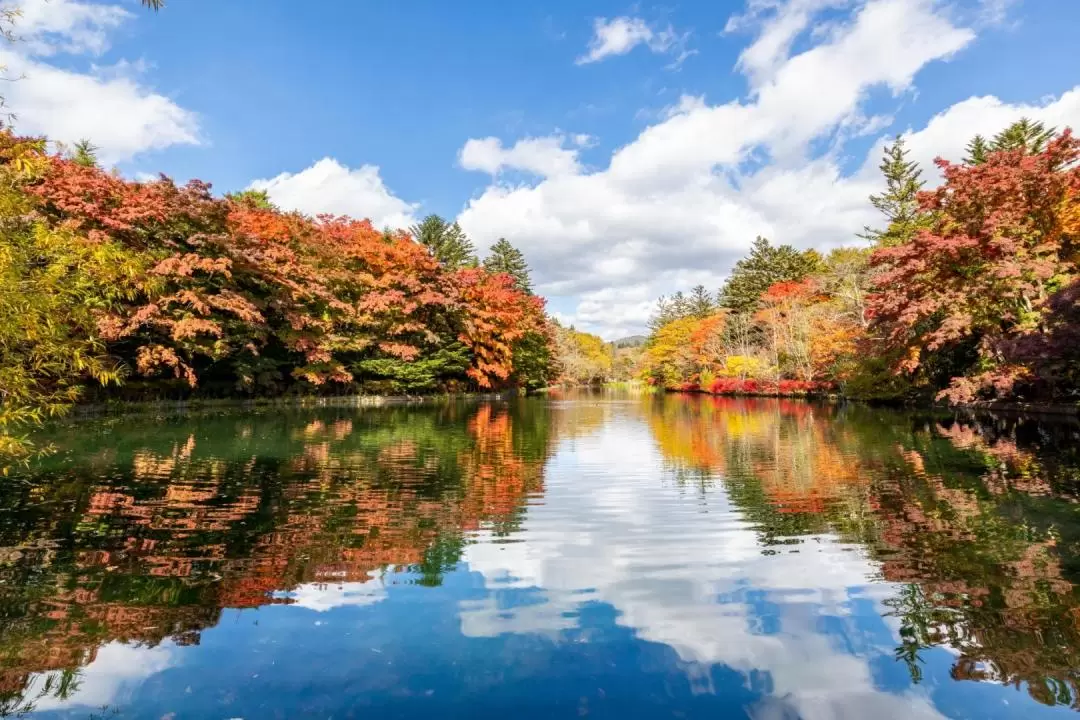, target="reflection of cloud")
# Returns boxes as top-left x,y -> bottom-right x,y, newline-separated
272,571 -> 388,612
29,641 -> 175,712
459,414 -> 945,720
